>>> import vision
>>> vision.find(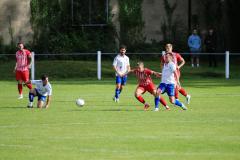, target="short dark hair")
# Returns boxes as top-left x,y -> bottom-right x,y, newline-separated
119,44 -> 127,50
17,42 -> 24,46
41,74 -> 48,81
